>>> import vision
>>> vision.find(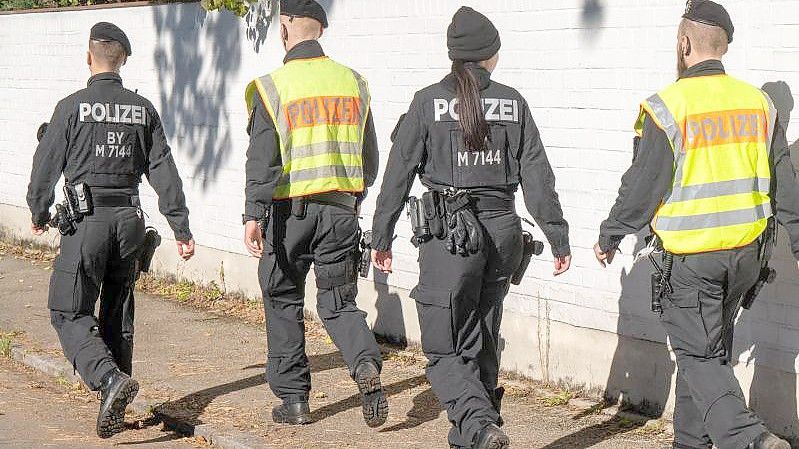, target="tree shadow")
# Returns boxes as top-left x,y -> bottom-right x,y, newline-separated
152,3 -> 269,189
541,232 -> 675,448
371,268 -> 408,347
731,80 -> 799,442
